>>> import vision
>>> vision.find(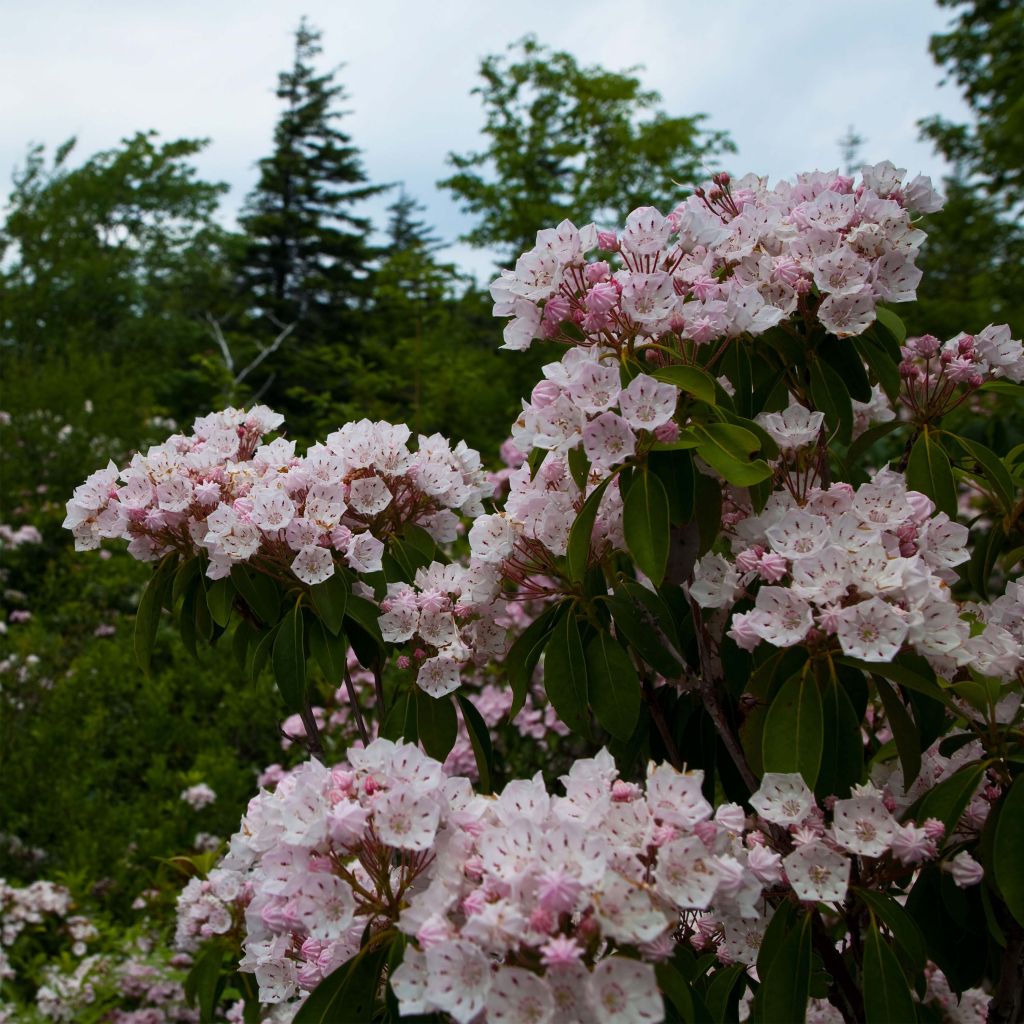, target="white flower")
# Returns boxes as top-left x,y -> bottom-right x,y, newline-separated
372,789 -> 440,851
424,940 -> 493,1024
756,403 -> 824,451
617,374 -> 678,432
784,841 -> 850,902
486,967 -> 555,1024
833,598 -> 908,662
645,763 -> 713,829
589,958 -> 662,1024
416,654 -> 462,698
291,545 -> 335,585
348,476 -> 392,515
654,836 -> 721,909
750,773 -> 814,826
832,793 -> 897,856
